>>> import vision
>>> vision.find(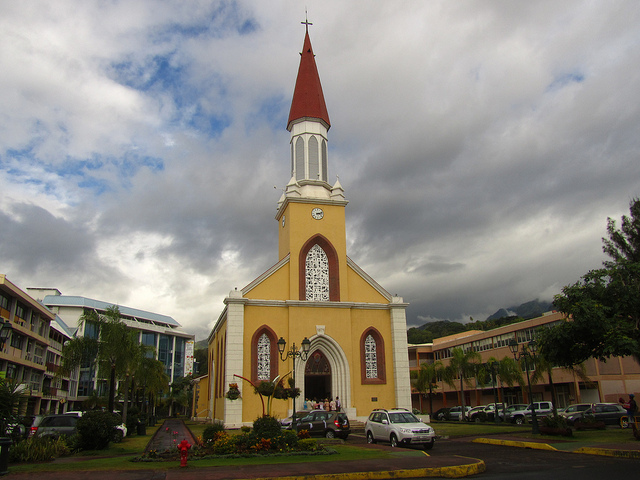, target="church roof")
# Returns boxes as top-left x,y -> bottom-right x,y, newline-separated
287,28 -> 331,131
